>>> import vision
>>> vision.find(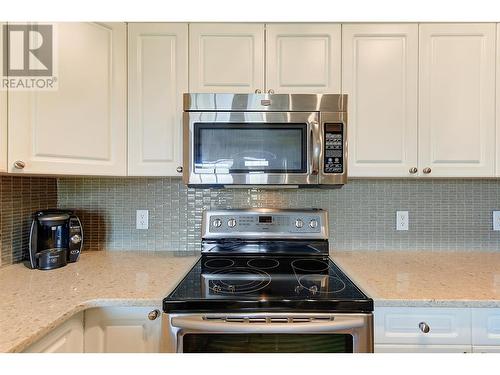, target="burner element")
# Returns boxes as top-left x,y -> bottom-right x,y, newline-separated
247,258 -> 280,270
204,258 -> 235,269
291,259 -> 329,273
298,275 -> 346,294
208,267 -> 271,295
